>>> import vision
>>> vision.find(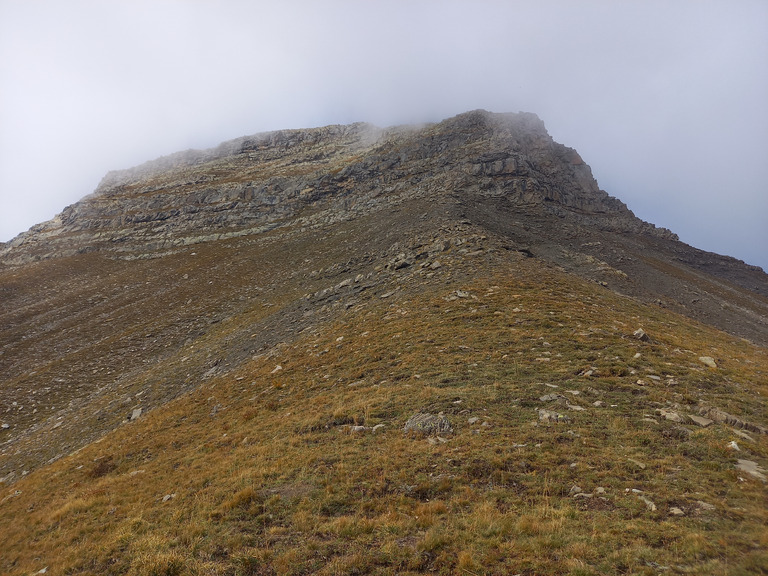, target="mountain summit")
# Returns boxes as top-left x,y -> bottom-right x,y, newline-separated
1,111 -> 767,575
4,110 -> 670,261
2,110 -> 765,340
